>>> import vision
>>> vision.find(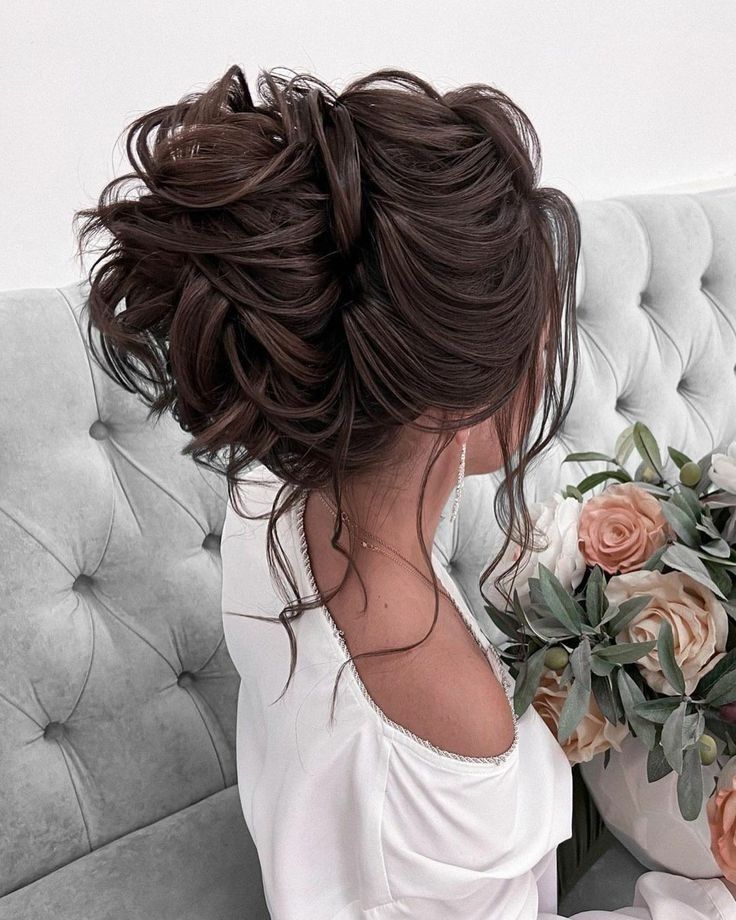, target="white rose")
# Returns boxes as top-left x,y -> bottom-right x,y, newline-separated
485,492 -> 586,610
710,440 -> 736,492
